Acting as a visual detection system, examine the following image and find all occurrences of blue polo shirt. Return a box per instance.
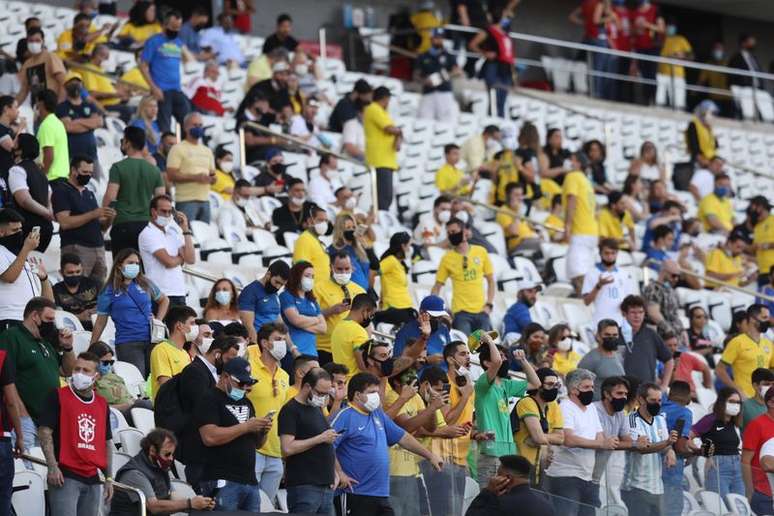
[238,280,280,332]
[645,247,670,270]
[279,290,321,356]
[660,394,693,482]
[141,33,183,92]
[641,218,681,253]
[96,280,161,345]
[331,406,405,497]
[394,319,451,372]
[502,301,532,335]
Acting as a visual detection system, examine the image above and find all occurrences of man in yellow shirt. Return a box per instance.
[443,341,476,503]
[246,321,291,502]
[166,112,216,223]
[432,217,495,335]
[315,253,366,364]
[149,305,194,399]
[705,233,750,288]
[364,86,402,210]
[562,152,599,295]
[331,293,376,377]
[659,22,693,78]
[292,205,331,278]
[80,44,133,121]
[436,143,473,194]
[698,173,734,234]
[56,13,111,63]
[496,182,540,255]
[598,191,636,251]
[750,197,774,283]
[717,304,774,398]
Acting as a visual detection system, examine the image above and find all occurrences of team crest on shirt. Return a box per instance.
[374,418,383,429]
[473,257,481,266]
[77,413,97,450]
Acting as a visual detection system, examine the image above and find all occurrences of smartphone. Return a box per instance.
[31,226,40,236]
[442,383,451,396]
[674,418,685,438]
[266,410,277,419]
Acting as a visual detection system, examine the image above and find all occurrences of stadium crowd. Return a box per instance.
[0,1,773,516]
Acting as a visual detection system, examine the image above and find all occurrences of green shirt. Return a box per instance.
[109,157,164,224]
[742,397,767,432]
[0,325,61,421]
[36,113,70,181]
[95,373,133,405]
[474,372,527,457]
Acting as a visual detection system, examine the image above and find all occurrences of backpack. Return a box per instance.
[153,374,189,435]
[510,395,550,435]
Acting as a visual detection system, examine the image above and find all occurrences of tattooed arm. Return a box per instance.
[38,426,64,487]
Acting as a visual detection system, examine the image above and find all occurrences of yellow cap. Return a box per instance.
[64,70,83,83]
[468,329,499,352]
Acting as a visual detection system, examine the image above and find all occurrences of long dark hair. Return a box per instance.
[128,1,154,26]
[286,261,317,302]
[712,387,742,427]
[104,248,151,293]
[380,232,411,271]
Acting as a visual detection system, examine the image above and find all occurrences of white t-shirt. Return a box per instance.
[289,115,321,148]
[138,222,186,297]
[414,212,447,245]
[581,264,635,325]
[341,118,365,156]
[690,168,714,199]
[0,245,41,320]
[308,171,339,208]
[8,165,52,197]
[545,398,603,481]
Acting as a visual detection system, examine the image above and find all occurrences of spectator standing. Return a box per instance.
[375,232,414,325]
[280,262,326,358]
[432,217,495,334]
[717,304,774,399]
[544,368,611,516]
[0,209,52,327]
[0,297,73,449]
[149,305,195,399]
[238,260,289,344]
[56,72,102,165]
[657,19,692,109]
[16,29,66,106]
[328,213,376,292]
[728,34,763,90]
[262,14,299,54]
[331,293,377,377]
[658,380,695,516]
[246,322,292,503]
[475,335,539,487]
[394,296,452,372]
[199,14,245,68]
[578,319,626,399]
[750,196,774,286]
[224,0,255,34]
[329,79,372,133]
[293,204,332,280]
[569,0,619,100]
[641,260,685,339]
[562,152,599,295]
[284,355,320,401]
[469,11,516,117]
[271,178,308,246]
[8,133,54,251]
[38,352,113,516]
[278,368,338,514]
[416,28,460,123]
[140,10,190,133]
[592,376,633,507]
[91,249,170,377]
[35,89,69,181]
[502,280,539,338]
[364,87,401,210]
[620,295,673,385]
[741,387,774,514]
[685,100,719,168]
[195,357,271,511]
[466,455,556,516]
[582,239,635,325]
[631,0,664,104]
[52,156,111,282]
[0,96,23,200]
[53,254,100,330]
[0,338,23,515]
[166,113,216,223]
[110,428,215,516]
[743,368,774,431]
[102,126,165,256]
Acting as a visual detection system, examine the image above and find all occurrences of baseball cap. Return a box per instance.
[265,147,282,161]
[222,357,257,385]
[353,79,372,94]
[468,329,499,352]
[64,70,83,83]
[750,195,772,210]
[272,61,289,73]
[419,295,447,318]
[517,280,542,292]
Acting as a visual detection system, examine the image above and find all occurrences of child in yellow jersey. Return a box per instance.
[436,143,475,195]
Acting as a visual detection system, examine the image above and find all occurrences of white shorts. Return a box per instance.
[418,91,459,123]
[566,234,599,280]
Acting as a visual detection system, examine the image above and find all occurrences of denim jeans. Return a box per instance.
[750,490,772,515]
[704,455,745,499]
[452,311,492,336]
[202,480,261,512]
[48,476,103,516]
[0,440,12,516]
[419,460,466,516]
[157,90,191,133]
[175,200,211,224]
[388,476,421,516]
[375,168,395,210]
[255,452,283,503]
[621,487,663,516]
[545,475,598,516]
[287,484,334,515]
[115,341,150,379]
[480,61,513,118]
[586,37,617,100]
[662,459,684,516]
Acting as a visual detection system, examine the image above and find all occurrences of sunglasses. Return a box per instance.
[101,360,115,366]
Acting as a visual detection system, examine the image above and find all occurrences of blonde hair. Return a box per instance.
[135,95,158,146]
[331,213,367,262]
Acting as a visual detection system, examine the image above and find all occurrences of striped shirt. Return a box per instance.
[622,411,669,494]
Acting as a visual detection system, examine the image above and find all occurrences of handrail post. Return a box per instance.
[238,127,246,171]
[370,166,379,221]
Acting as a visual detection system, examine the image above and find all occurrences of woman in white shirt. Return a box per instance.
[628,141,666,183]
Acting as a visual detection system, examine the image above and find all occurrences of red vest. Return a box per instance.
[57,385,108,478]
[488,25,514,64]
[632,4,658,49]
[582,0,602,39]
[610,6,633,51]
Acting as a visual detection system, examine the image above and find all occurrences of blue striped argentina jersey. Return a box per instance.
[621,411,669,494]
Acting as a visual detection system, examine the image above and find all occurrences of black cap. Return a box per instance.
[354,79,372,94]
[750,195,771,210]
[222,357,257,385]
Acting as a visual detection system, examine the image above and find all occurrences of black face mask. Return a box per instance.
[165,29,179,39]
[448,232,464,247]
[601,337,620,352]
[39,320,57,341]
[646,402,661,417]
[601,258,616,267]
[65,84,80,98]
[748,209,760,225]
[371,356,394,377]
[758,319,771,333]
[343,230,356,242]
[610,397,627,412]
[76,173,91,186]
[496,362,510,378]
[577,390,594,406]
[63,275,81,288]
[540,387,559,402]
[263,278,278,294]
[455,374,467,387]
[0,232,24,255]
[360,315,373,328]
[270,163,288,175]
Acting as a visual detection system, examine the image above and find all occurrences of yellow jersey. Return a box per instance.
[720,333,774,398]
[514,396,563,467]
[118,22,162,44]
[705,247,743,288]
[552,350,581,377]
[331,319,369,379]
[543,213,565,239]
[79,62,120,106]
[659,35,692,78]
[364,102,398,170]
[166,141,215,202]
[246,346,290,458]
[149,341,190,400]
[436,245,493,314]
[754,214,774,275]
[698,193,733,232]
[314,277,366,353]
[597,207,634,245]
[120,67,150,90]
[379,255,413,309]
[445,374,475,467]
[562,170,598,237]
[212,169,235,201]
[496,210,536,252]
[292,230,331,280]
[385,386,423,476]
[435,163,467,194]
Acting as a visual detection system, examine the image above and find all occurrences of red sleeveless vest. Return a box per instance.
[488,25,514,64]
[57,385,108,478]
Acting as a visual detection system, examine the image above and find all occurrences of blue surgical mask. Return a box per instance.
[500,17,511,29]
[714,187,730,198]
[97,363,112,376]
[666,25,677,37]
[122,263,140,279]
[189,126,205,140]
[228,385,246,401]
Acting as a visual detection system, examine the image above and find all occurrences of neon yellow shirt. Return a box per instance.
[562,170,598,236]
[246,346,290,458]
[364,102,398,170]
[720,333,774,398]
[436,245,493,314]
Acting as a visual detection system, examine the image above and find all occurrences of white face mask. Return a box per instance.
[301,276,314,292]
[726,402,741,417]
[269,339,287,361]
[199,337,214,354]
[71,372,95,391]
[234,197,248,208]
[237,341,246,358]
[557,338,572,351]
[155,215,172,228]
[309,392,328,407]
[291,195,306,207]
[456,210,469,224]
[333,272,351,285]
[363,391,381,412]
[345,197,357,210]
[437,209,451,223]
[28,42,43,55]
[185,325,199,342]
[762,385,771,398]
[485,139,502,153]
[314,221,328,236]
[295,64,309,75]
[215,290,232,306]
[457,365,471,378]
[220,160,234,173]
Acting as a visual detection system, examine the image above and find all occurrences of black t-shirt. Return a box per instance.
[277,398,335,487]
[262,33,299,54]
[695,416,739,456]
[0,123,15,177]
[545,147,571,186]
[449,0,488,28]
[52,277,99,327]
[254,170,292,194]
[177,357,216,464]
[328,96,357,133]
[417,50,456,93]
[272,203,306,246]
[590,162,608,187]
[249,79,291,113]
[194,387,258,484]
[0,351,16,433]
[55,100,99,160]
[38,387,112,484]
[51,181,104,247]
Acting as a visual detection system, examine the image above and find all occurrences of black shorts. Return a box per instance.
[335,493,394,516]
